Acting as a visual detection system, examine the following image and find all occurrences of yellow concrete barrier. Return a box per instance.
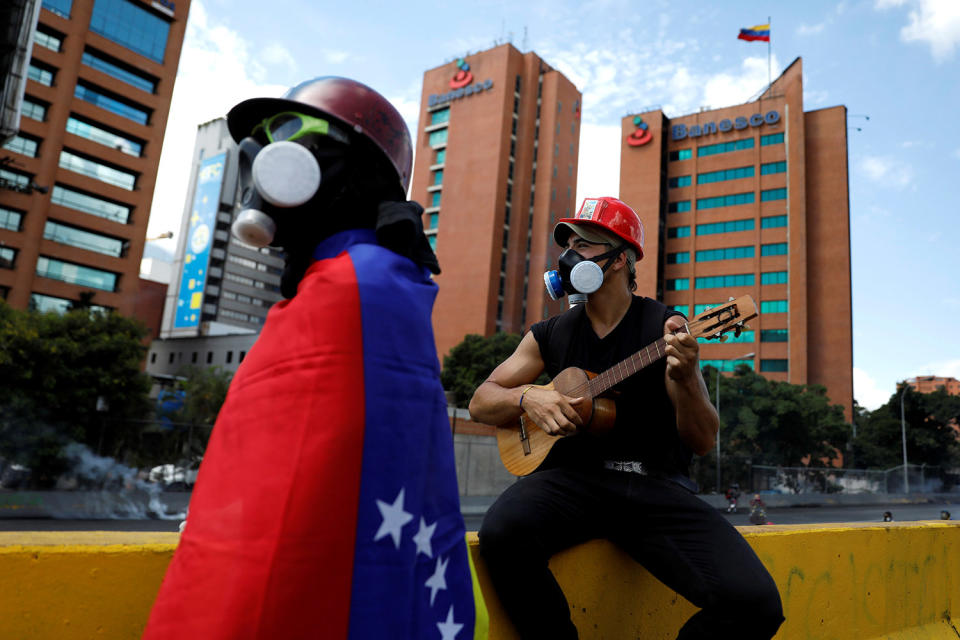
[0,523,957,639]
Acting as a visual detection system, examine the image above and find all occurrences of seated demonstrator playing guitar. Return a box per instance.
[469,197,784,639]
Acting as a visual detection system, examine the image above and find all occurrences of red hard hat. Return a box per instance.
[227,77,412,196]
[554,197,645,259]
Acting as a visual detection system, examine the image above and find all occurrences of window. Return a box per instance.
[671,305,690,316]
[761,133,784,146]
[761,188,787,202]
[0,207,23,231]
[226,351,233,364]
[42,0,72,18]
[2,135,38,158]
[698,138,754,157]
[761,329,789,342]
[761,242,788,256]
[90,0,171,63]
[668,175,692,188]
[74,83,150,124]
[168,352,174,364]
[81,50,157,93]
[51,185,131,223]
[207,352,213,364]
[66,116,143,156]
[698,331,754,344]
[30,293,72,313]
[191,352,198,364]
[432,169,443,186]
[150,352,156,364]
[44,220,125,257]
[59,150,137,190]
[667,200,691,213]
[430,107,450,125]
[430,191,441,207]
[761,215,787,229]
[761,161,786,175]
[667,225,691,238]
[28,63,55,87]
[697,192,755,210]
[761,300,788,313]
[34,29,63,52]
[0,168,31,190]
[760,359,788,372]
[697,166,754,184]
[666,278,689,291]
[696,246,754,262]
[695,274,755,289]
[761,271,788,285]
[694,303,720,315]
[667,251,690,264]
[21,98,47,121]
[669,149,692,161]
[428,212,438,229]
[697,218,754,235]
[0,247,17,269]
[435,148,446,164]
[428,128,447,146]
[427,235,437,251]
[36,256,118,291]
[701,359,755,372]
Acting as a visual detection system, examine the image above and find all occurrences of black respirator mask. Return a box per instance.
[543,245,625,300]
[230,111,351,248]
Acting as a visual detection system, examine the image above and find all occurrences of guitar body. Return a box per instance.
[496,366,616,476]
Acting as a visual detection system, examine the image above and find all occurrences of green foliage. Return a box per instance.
[0,301,151,485]
[695,365,851,491]
[851,386,960,470]
[441,333,533,407]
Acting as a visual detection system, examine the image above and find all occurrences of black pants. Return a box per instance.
[478,467,784,639]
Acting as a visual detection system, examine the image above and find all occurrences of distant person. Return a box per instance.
[144,77,485,639]
[883,511,894,522]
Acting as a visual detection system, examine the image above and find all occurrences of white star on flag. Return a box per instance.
[425,555,449,605]
[436,605,463,640]
[374,488,413,549]
[412,517,436,558]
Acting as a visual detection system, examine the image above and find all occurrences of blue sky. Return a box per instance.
[146,0,960,410]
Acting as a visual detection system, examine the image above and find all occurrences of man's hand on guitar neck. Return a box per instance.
[520,387,585,437]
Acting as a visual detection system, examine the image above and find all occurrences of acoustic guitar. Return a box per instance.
[496,295,759,476]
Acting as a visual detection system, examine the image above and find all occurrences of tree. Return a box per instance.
[0,302,151,485]
[695,365,851,491]
[159,365,233,458]
[441,333,545,407]
[851,386,960,470]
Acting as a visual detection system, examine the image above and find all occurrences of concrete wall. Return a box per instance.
[1,522,957,639]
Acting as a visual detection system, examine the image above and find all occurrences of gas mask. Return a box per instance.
[543,244,625,301]
[231,111,351,248]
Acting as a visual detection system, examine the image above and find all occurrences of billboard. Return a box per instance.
[174,152,226,329]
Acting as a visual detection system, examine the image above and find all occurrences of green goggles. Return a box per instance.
[252,111,350,145]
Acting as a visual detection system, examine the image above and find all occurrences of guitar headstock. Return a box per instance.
[687,295,759,342]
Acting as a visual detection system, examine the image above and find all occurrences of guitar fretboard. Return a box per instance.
[584,336,670,398]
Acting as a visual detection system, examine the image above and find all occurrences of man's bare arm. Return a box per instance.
[663,316,719,455]
[468,332,583,435]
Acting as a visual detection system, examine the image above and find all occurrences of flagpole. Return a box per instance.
[767,15,772,90]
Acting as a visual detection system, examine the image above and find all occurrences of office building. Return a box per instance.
[412,43,582,358]
[905,376,960,396]
[159,117,283,340]
[619,58,853,418]
[0,0,188,316]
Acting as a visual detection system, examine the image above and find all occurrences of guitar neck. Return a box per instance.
[585,336,669,398]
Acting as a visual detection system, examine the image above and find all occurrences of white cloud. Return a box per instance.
[261,43,297,71]
[854,367,893,410]
[575,123,621,205]
[146,0,287,249]
[914,359,960,381]
[797,23,826,36]
[954,147,960,159]
[876,0,960,61]
[858,155,914,188]
[324,50,349,64]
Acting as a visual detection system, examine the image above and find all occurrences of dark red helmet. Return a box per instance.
[554,197,645,259]
[227,76,412,195]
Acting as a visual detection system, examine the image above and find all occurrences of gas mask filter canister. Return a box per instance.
[543,245,623,300]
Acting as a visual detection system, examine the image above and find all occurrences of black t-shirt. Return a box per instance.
[530,296,692,476]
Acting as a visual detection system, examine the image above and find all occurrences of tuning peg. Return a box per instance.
[734,326,742,337]
[728,296,735,302]
[719,335,729,343]
[742,323,751,332]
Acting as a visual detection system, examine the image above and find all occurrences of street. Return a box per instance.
[1,500,956,532]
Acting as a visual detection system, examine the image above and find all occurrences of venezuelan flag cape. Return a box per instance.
[144,229,487,639]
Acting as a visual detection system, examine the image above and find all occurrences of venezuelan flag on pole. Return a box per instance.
[738,24,770,42]
[144,229,487,640]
